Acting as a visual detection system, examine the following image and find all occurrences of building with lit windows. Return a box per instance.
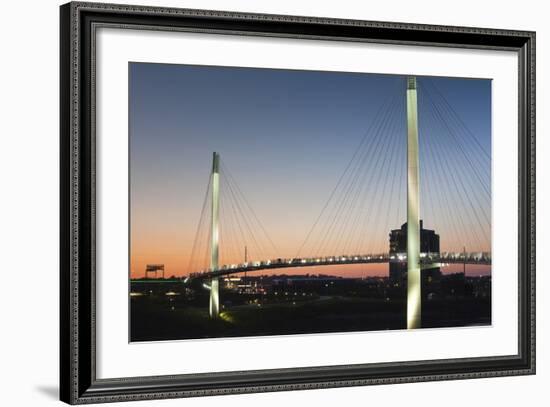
[389,221,441,292]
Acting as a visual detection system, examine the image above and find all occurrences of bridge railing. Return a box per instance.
[188,252,491,278]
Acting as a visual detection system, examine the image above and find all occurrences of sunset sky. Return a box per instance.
[129,63,491,278]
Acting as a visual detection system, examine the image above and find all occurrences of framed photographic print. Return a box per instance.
[60,1,536,404]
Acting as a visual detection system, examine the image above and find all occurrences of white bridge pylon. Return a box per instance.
[209,152,220,318]
[406,76,421,330]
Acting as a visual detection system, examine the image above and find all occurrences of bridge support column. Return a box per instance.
[406,77,421,329]
[209,152,220,318]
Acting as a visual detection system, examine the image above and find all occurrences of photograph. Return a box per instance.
[128,63,492,342]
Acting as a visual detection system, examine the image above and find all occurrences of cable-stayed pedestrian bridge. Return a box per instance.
[171,77,491,329]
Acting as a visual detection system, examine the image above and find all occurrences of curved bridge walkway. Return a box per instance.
[189,253,491,280]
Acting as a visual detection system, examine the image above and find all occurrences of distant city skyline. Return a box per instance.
[129,63,491,278]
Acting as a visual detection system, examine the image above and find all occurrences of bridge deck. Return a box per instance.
[190,256,491,280]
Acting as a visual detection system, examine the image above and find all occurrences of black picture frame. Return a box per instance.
[60,2,536,404]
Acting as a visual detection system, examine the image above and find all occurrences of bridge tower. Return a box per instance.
[209,152,221,318]
[406,77,421,329]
